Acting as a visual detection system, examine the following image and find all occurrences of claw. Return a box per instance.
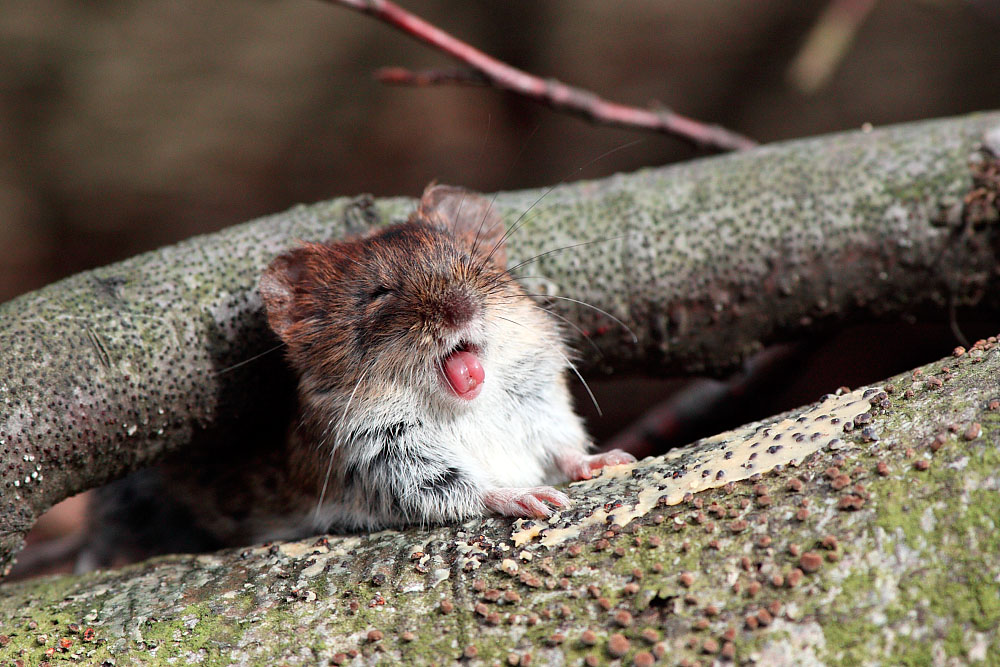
[559,449,637,481]
[484,486,570,518]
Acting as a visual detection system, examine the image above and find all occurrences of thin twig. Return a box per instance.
[322,0,757,152]
[377,66,487,87]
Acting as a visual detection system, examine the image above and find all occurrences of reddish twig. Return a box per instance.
[377,66,488,87]
[323,0,757,152]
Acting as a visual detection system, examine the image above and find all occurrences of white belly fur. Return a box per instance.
[442,370,588,488]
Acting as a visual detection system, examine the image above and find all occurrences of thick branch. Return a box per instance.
[1,337,998,663]
[325,0,757,151]
[1,111,999,573]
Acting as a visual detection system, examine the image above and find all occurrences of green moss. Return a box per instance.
[817,407,1000,664]
[892,641,936,666]
[821,572,887,666]
[0,587,117,666]
[133,598,251,665]
[881,482,1000,657]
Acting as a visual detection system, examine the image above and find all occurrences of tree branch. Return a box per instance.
[1,111,999,575]
[324,0,758,151]
[1,338,998,663]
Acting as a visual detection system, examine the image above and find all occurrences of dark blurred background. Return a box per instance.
[4,0,1000,302]
[4,1,1000,562]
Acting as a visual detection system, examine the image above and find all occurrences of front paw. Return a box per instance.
[483,486,570,519]
[559,449,637,481]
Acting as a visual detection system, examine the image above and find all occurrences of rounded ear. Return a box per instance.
[415,184,508,269]
[258,249,309,343]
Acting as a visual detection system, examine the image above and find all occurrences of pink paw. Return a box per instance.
[558,449,637,481]
[483,486,570,519]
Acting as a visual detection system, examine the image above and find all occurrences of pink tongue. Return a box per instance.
[443,349,485,400]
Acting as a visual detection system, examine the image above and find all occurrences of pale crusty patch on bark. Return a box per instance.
[513,387,874,548]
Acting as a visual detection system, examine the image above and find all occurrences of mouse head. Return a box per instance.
[259,185,516,403]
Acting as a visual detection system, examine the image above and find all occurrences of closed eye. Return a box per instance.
[370,285,392,302]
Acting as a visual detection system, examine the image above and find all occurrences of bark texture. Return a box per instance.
[0,337,997,665]
[1,111,999,576]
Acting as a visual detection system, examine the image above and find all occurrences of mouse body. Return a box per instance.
[256,184,634,535]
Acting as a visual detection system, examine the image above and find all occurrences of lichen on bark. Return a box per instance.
[1,335,998,665]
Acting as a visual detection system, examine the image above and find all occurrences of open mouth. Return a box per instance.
[441,341,485,401]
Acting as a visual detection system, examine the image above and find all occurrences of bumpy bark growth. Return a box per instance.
[1,111,999,576]
[1,336,998,664]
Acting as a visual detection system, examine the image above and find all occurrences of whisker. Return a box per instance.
[483,138,644,266]
[521,294,638,344]
[480,273,547,296]
[493,315,602,416]
[436,356,447,389]
[447,113,493,237]
[505,235,628,276]
[471,122,540,260]
[314,458,336,523]
[564,354,602,416]
[528,304,604,358]
[213,342,287,376]
[480,234,627,297]
[315,367,369,518]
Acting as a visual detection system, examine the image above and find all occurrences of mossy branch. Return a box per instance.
[1,111,999,576]
[1,335,998,664]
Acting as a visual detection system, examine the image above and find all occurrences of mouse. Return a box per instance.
[256,183,635,533]
[74,184,634,567]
